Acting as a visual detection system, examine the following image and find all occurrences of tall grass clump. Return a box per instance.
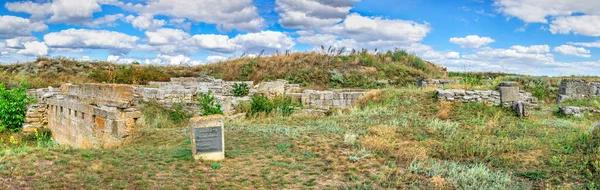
[231,83,250,97]
[142,101,191,128]
[409,159,523,189]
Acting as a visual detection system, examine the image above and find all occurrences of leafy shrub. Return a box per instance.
[0,83,34,131]
[274,96,298,117]
[248,95,299,117]
[231,83,250,97]
[248,94,274,117]
[197,91,223,116]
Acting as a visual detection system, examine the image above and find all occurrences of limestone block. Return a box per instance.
[498,87,520,103]
[189,115,225,161]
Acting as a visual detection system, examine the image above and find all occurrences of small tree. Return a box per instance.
[0,83,34,131]
[231,83,250,97]
[197,91,224,116]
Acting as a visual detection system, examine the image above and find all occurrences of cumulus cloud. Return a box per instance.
[275,0,358,29]
[553,45,591,58]
[493,0,600,23]
[6,0,104,24]
[5,37,39,49]
[84,14,124,28]
[44,29,140,55]
[324,13,430,45]
[568,40,600,48]
[205,55,229,63]
[510,45,550,54]
[117,0,264,32]
[0,16,48,39]
[192,34,238,54]
[231,31,295,53]
[549,15,600,36]
[140,28,295,55]
[17,41,48,56]
[124,14,166,31]
[449,35,495,48]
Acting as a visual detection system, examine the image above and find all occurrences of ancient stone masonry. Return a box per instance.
[23,87,60,132]
[22,76,370,148]
[286,90,369,110]
[557,79,600,103]
[417,78,460,88]
[436,82,538,116]
[26,84,142,148]
[141,76,254,114]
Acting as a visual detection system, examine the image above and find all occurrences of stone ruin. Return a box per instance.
[22,76,370,148]
[436,81,538,117]
[25,84,142,148]
[557,79,600,103]
[416,77,460,88]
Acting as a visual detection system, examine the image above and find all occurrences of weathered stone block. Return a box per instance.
[498,87,520,103]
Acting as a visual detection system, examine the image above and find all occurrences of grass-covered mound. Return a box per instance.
[0,51,446,89]
[1,87,599,189]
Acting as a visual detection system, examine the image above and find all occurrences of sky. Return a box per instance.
[1,0,600,76]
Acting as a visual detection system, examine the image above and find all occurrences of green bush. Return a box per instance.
[170,102,189,122]
[249,94,274,117]
[248,94,299,117]
[274,96,298,117]
[231,83,250,97]
[0,83,34,131]
[197,91,223,116]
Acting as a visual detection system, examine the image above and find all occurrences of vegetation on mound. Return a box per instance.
[1,87,599,188]
[0,51,446,89]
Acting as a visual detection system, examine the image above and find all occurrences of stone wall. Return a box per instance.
[558,106,600,117]
[287,90,370,110]
[436,82,538,107]
[558,79,600,103]
[417,78,459,88]
[142,77,254,114]
[27,84,142,148]
[23,87,60,132]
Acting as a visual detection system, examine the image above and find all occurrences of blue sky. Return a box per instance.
[1,0,600,76]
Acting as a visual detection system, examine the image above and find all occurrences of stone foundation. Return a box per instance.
[417,78,459,88]
[558,79,600,103]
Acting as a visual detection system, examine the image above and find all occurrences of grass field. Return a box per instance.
[1,87,599,189]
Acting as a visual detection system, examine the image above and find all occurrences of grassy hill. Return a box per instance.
[0,51,447,89]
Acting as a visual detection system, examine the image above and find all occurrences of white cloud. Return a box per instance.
[117,0,264,32]
[509,45,550,54]
[493,0,600,23]
[192,34,238,54]
[324,13,430,45]
[84,14,124,28]
[568,40,600,48]
[6,0,104,24]
[155,54,201,65]
[0,16,48,39]
[17,41,48,56]
[232,31,296,53]
[553,45,591,58]
[549,15,600,36]
[168,18,191,31]
[449,35,495,48]
[275,0,358,29]
[124,14,166,31]
[5,37,39,49]
[107,55,120,62]
[205,55,229,63]
[44,29,140,55]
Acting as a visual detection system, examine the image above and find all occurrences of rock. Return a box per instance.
[559,106,589,117]
[512,101,527,117]
[498,86,520,103]
[499,81,518,87]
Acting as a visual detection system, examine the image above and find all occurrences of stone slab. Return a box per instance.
[189,115,225,161]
